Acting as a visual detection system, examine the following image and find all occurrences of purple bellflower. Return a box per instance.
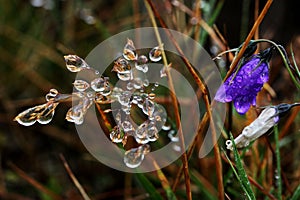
[215,47,273,114]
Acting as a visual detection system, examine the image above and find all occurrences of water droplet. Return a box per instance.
[135,63,148,73]
[162,123,171,131]
[127,82,134,90]
[154,82,159,87]
[91,77,106,92]
[149,45,162,62]
[122,120,133,132]
[14,104,47,126]
[37,102,59,124]
[45,88,58,101]
[110,126,124,143]
[168,130,179,142]
[135,122,149,144]
[64,55,90,72]
[73,80,90,92]
[143,79,149,87]
[112,57,131,73]
[123,38,137,61]
[148,93,156,100]
[117,71,132,81]
[133,78,143,89]
[137,55,148,64]
[172,144,181,152]
[123,144,150,168]
[118,91,132,106]
[100,83,111,96]
[142,99,155,117]
[121,105,131,115]
[160,65,168,77]
[65,97,92,125]
[147,122,159,142]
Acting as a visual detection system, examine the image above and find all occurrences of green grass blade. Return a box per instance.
[229,133,256,200]
[274,125,282,200]
[290,184,300,200]
[135,173,164,200]
[190,171,217,200]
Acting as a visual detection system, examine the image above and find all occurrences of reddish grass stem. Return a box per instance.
[224,0,273,81]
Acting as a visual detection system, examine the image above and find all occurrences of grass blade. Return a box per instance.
[229,132,256,200]
[274,126,282,200]
[290,184,300,200]
[135,173,163,200]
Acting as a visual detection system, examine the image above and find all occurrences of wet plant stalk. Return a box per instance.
[144,1,192,199]
[274,126,282,200]
[224,0,273,81]
[145,1,224,199]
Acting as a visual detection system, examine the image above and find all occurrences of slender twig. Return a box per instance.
[144,1,192,199]
[8,162,64,200]
[59,154,92,200]
[145,1,224,199]
[224,0,273,81]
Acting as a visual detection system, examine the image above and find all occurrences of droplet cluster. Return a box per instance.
[14,39,179,168]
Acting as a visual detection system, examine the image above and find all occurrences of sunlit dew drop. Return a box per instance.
[143,79,149,87]
[45,88,58,101]
[172,144,181,152]
[100,83,111,96]
[117,71,132,81]
[147,122,159,142]
[14,104,47,126]
[127,82,134,90]
[133,78,143,89]
[135,63,148,73]
[135,122,148,138]
[37,102,59,124]
[110,126,123,143]
[112,57,131,73]
[122,120,133,132]
[64,55,90,72]
[118,91,131,106]
[123,38,137,61]
[148,93,156,100]
[149,46,162,62]
[123,144,150,168]
[65,103,85,125]
[121,105,131,115]
[142,99,155,117]
[91,77,106,92]
[160,66,167,77]
[73,80,90,92]
[162,123,171,131]
[168,130,179,142]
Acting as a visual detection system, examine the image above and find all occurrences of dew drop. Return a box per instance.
[142,99,155,117]
[127,82,134,90]
[135,63,148,73]
[73,80,90,92]
[122,120,133,132]
[123,38,137,61]
[162,123,171,131]
[91,77,106,92]
[37,102,59,124]
[147,122,159,142]
[123,144,150,168]
[45,88,58,101]
[14,104,47,126]
[64,55,90,72]
[148,93,156,100]
[143,79,149,87]
[112,57,131,73]
[117,71,132,81]
[172,144,181,152]
[168,130,179,142]
[149,46,162,62]
[133,78,143,89]
[109,126,123,143]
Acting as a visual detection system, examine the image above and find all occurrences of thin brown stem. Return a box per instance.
[8,162,64,200]
[59,154,92,200]
[145,1,224,198]
[144,1,192,199]
[224,0,273,81]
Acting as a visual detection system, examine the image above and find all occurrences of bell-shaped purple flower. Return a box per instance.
[215,48,273,114]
